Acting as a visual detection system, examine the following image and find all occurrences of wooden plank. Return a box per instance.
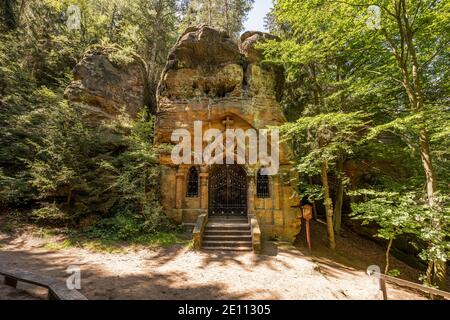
[379,278,388,300]
[49,284,88,300]
[0,265,87,300]
[0,267,53,289]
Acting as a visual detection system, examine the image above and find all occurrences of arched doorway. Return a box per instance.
[208,165,247,216]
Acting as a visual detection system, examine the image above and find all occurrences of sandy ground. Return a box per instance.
[0,223,429,300]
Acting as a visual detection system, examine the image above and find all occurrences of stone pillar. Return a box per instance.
[247,169,256,215]
[175,171,185,209]
[273,175,281,210]
[199,172,209,210]
[273,174,284,227]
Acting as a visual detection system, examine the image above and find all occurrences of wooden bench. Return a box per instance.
[0,265,87,300]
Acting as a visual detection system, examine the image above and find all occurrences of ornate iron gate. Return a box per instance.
[209,165,247,216]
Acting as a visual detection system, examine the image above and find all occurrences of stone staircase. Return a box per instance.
[202,216,253,251]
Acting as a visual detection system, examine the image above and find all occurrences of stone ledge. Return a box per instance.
[192,214,208,250]
[249,214,261,253]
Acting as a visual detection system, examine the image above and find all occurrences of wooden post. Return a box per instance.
[4,276,17,288]
[380,278,388,300]
[47,289,58,300]
[303,204,313,251]
[305,220,311,251]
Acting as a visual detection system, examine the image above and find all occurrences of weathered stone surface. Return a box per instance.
[156,26,300,243]
[158,25,244,100]
[240,31,278,63]
[65,45,147,121]
[170,25,241,68]
[156,25,287,144]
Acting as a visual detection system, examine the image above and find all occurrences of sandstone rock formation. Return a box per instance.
[156,25,286,149]
[65,45,148,122]
[155,25,300,242]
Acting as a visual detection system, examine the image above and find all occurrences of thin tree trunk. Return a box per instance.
[67,189,72,206]
[405,8,445,289]
[308,176,318,220]
[385,238,393,275]
[321,160,336,250]
[383,0,445,288]
[108,5,118,42]
[333,156,345,235]
[208,0,212,25]
[18,0,26,25]
[224,0,229,34]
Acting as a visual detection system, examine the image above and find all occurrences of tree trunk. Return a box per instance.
[333,156,345,235]
[321,161,336,250]
[224,0,229,35]
[308,176,318,220]
[18,0,26,26]
[207,0,212,25]
[383,0,445,288]
[385,238,393,275]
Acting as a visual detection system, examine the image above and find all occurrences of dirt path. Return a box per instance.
[0,230,426,300]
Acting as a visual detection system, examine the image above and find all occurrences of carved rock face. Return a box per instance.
[156,27,300,241]
[170,25,242,68]
[156,25,289,162]
[158,25,283,102]
[64,46,147,122]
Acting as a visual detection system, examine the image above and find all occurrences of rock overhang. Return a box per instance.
[157,25,284,103]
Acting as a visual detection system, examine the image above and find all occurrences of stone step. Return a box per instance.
[208,217,248,221]
[206,223,250,230]
[203,246,253,252]
[202,241,252,248]
[208,220,249,224]
[204,230,251,236]
[203,235,252,242]
[201,216,253,251]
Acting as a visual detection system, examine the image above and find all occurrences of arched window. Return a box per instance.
[186,167,199,198]
[257,169,270,198]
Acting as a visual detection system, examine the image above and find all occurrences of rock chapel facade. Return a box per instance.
[155,25,301,242]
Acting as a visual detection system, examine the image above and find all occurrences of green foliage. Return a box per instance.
[0,1,181,235]
[31,203,69,224]
[351,190,450,281]
[180,0,254,37]
[388,269,401,277]
[83,211,173,242]
[0,0,257,242]
[280,112,370,175]
[264,0,449,280]
[351,190,423,240]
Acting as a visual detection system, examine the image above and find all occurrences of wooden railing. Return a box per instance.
[368,268,450,300]
[0,265,87,300]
